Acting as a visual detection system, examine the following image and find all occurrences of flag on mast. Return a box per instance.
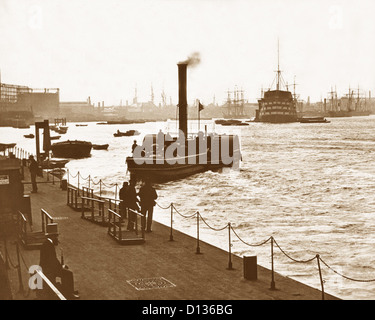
[198,100,204,112]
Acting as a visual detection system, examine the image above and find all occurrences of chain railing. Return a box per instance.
[61,168,375,300]
[155,200,375,300]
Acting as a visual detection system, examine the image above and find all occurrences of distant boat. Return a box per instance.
[50,136,61,140]
[298,117,330,123]
[93,144,109,150]
[76,124,88,127]
[41,159,69,169]
[51,140,92,159]
[24,134,35,138]
[114,130,140,137]
[215,119,249,126]
[50,125,68,134]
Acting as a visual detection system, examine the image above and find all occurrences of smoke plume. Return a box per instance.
[179,52,201,68]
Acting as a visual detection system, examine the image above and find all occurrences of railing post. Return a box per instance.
[66,187,69,205]
[74,189,78,210]
[91,199,94,220]
[77,172,80,196]
[270,237,276,290]
[15,242,24,294]
[99,179,102,198]
[107,210,111,234]
[101,202,105,224]
[81,197,85,218]
[67,169,70,187]
[317,254,325,300]
[41,210,45,233]
[227,222,233,270]
[169,203,174,241]
[196,212,201,254]
[119,214,122,240]
[88,175,91,190]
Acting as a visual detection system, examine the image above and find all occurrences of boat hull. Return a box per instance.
[51,141,92,159]
[126,157,237,182]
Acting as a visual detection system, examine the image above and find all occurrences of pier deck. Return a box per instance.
[4,171,339,300]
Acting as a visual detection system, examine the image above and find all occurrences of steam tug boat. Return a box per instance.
[126,62,241,182]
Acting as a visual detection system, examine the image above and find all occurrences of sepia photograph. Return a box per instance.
[1,0,375,307]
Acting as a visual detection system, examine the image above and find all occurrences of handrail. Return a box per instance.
[80,196,105,203]
[41,209,54,234]
[35,269,67,300]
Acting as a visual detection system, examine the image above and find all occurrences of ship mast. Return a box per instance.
[276,39,281,91]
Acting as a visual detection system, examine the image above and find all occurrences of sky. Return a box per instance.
[1,0,375,106]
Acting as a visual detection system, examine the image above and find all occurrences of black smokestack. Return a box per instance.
[177,52,201,139]
[178,63,188,139]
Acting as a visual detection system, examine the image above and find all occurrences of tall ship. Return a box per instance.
[222,87,251,119]
[126,62,241,182]
[255,44,298,123]
[325,86,371,117]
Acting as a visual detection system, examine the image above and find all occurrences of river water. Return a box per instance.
[1,116,375,300]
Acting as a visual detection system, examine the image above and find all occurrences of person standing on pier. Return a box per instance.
[29,155,38,193]
[119,182,128,220]
[126,179,139,231]
[138,179,158,232]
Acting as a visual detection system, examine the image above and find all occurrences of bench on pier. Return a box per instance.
[67,186,93,212]
[107,208,145,245]
[18,209,58,250]
[80,197,107,226]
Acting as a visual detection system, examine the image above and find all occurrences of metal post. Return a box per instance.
[67,169,70,187]
[119,214,122,240]
[227,222,233,270]
[15,242,24,294]
[81,198,85,219]
[99,179,102,197]
[169,203,174,241]
[270,237,276,290]
[196,212,201,254]
[77,172,80,196]
[88,175,91,190]
[317,254,325,300]
[41,210,45,233]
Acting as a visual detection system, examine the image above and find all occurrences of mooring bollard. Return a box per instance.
[243,256,257,281]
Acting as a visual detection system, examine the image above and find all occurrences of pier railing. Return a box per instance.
[81,196,106,226]
[61,168,375,300]
[154,201,375,300]
[107,208,145,245]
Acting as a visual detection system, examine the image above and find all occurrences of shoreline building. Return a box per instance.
[0,81,59,127]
